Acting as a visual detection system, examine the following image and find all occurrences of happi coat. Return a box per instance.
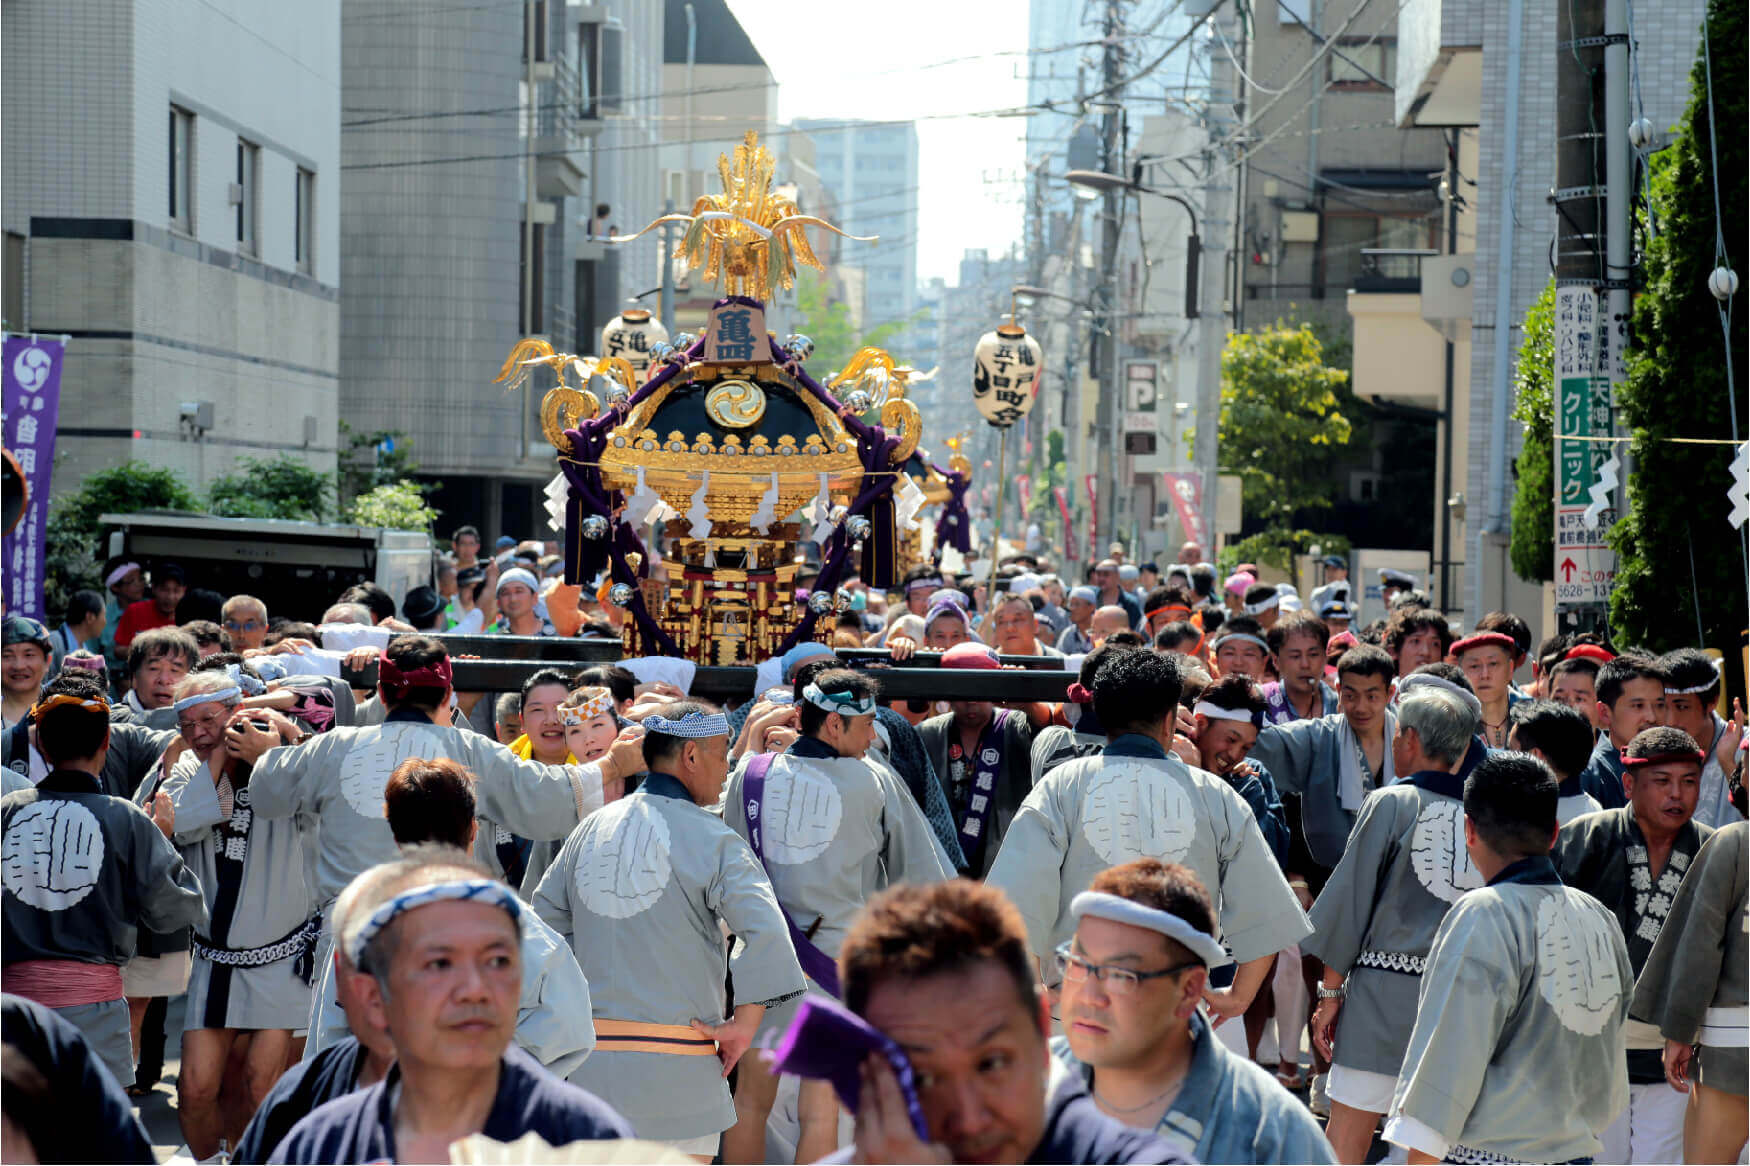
[1695,713,1744,829]
[917,709,1034,875]
[1261,680,1339,726]
[161,752,317,1031]
[533,771,807,1140]
[722,737,956,1000]
[1630,819,1748,1096]
[1249,711,1398,873]
[1385,856,1632,1164]
[985,733,1311,971]
[1553,806,1714,1086]
[1052,1011,1336,1164]
[1306,769,1483,1080]
[249,707,611,908]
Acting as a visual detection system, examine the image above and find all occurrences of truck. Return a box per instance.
[99,512,433,623]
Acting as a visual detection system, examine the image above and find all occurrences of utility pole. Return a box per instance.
[1093,0,1124,552]
[660,198,676,333]
[1550,0,1618,633]
[1194,0,1238,543]
[520,0,538,462]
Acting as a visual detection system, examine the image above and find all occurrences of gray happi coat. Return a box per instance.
[916,709,1034,876]
[162,753,316,1031]
[249,708,609,908]
[535,772,806,1140]
[1249,711,1396,871]
[1307,769,1481,1079]
[1630,819,1748,1096]
[1388,856,1631,1164]
[985,734,1310,970]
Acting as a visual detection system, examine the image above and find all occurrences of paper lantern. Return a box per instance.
[972,323,1042,428]
[600,308,671,377]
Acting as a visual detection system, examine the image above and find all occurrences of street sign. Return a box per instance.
[1552,286,1616,607]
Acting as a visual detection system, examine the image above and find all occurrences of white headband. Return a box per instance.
[1194,701,1258,726]
[496,567,540,595]
[347,878,522,966]
[105,562,142,588]
[1070,891,1228,968]
[643,710,730,738]
[1213,632,1270,655]
[1666,659,1723,695]
[171,685,242,714]
[1242,594,1281,615]
[802,682,876,717]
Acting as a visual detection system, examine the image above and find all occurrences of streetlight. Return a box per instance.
[1063,166,1222,555]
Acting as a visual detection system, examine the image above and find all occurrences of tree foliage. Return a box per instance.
[790,269,922,381]
[1608,0,1745,673]
[207,456,332,522]
[1217,322,1358,583]
[1508,281,1557,583]
[345,480,438,531]
[336,421,423,511]
[44,461,201,616]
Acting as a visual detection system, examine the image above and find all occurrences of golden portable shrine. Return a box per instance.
[495,132,941,666]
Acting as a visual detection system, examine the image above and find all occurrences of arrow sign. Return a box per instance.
[1560,557,1578,582]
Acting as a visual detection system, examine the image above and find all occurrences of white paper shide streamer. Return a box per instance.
[687,471,713,539]
[893,473,926,532]
[806,473,834,545]
[542,472,568,534]
[750,472,780,533]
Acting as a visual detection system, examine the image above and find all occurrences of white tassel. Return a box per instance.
[750,473,780,533]
[687,471,713,539]
[894,473,926,532]
[806,473,834,546]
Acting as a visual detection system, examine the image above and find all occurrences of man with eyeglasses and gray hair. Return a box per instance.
[1302,683,1485,1163]
[1053,859,1335,1163]
[220,595,271,653]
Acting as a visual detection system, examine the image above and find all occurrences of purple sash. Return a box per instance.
[743,752,841,997]
[955,710,1010,860]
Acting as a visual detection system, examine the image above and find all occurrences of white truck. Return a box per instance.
[100,512,433,623]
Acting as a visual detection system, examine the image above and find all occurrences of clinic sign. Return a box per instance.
[3,336,65,619]
[1551,286,1615,608]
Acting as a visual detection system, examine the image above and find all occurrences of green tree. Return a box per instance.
[207,455,332,521]
[1609,0,1745,677]
[789,269,924,381]
[336,421,423,511]
[45,461,202,616]
[1217,322,1358,586]
[345,480,439,531]
[1508,281,1557,583]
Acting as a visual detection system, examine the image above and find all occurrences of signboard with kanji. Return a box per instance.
[1552,285,1616,607]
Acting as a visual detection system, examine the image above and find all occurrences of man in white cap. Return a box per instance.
[1308,556,1350,614]
[1054,859,1335,1164]
[487,568,555,637]
[1057,586,1099,655]
[1378,568,1418,608]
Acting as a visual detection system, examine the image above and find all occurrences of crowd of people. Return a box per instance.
[0,529,1745,1165]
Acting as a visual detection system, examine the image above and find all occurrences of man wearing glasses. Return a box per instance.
[1053,860,1335,1163]
[220,595,271,653]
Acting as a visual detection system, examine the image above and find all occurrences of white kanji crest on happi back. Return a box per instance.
[577,798,672,919]
[1080,760,1196,865]
[761,761,844,864]
[3,800,105,911]
[1534,890,1624,1035]
[1409,799,1484,903]
[338,725,445,818]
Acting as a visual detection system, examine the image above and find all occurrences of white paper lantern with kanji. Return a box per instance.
[972,323,1043,428]
[601,308,671,377]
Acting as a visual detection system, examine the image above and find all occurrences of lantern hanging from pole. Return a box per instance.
[600,308,671,378]
[972,322,1043,428]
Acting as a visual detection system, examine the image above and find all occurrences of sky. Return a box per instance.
[725,0,1032,286]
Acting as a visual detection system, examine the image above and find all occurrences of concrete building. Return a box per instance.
[2,0,341,493]
[792,119,922,366]
[341,0,662,538]
[1364,0,1706,623]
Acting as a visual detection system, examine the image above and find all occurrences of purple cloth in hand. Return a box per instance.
[765,996,930,1140]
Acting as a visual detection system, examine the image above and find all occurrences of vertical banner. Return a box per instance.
[1551,286,1616,610]
[1052,486,1076,562]
[1084,474,1099,561]
[3,336,66,619]
[1161,471,1208,551]
[1016,475,1032,521]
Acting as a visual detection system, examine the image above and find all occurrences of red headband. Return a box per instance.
[378,650,453,702]
[1066,682,1094,704]
[1564,643,1615,664]
[1145,603,1193,622]
[1621,750,1705,768]
[1450,632,1518,657]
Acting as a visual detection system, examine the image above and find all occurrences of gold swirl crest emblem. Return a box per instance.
[703,379,767,428]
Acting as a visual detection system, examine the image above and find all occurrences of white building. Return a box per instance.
[2,0,342,492]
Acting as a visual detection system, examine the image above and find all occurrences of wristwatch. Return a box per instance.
[1316,985,1346,1000]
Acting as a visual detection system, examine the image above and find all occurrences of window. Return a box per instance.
[1328,39,1396,88]
[3,232,24,329]
[598,23,622,115]
[294,168,315,274]
[236,140,259,254]
[519,223,546,333]
[169,106,194,233]
[578,23,599,119]
[1321,213,1431,290]
[523,0,548,63]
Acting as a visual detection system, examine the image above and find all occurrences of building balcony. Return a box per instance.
[1395,0,1483,127]
[1348,252,1445,408]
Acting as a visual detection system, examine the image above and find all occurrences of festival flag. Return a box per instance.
[3,336,65,619]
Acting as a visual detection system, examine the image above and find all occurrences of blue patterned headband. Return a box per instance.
[802,683,876,717]
[643,710,731,738]
[346,878,522,966]
[172,685,242,714]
